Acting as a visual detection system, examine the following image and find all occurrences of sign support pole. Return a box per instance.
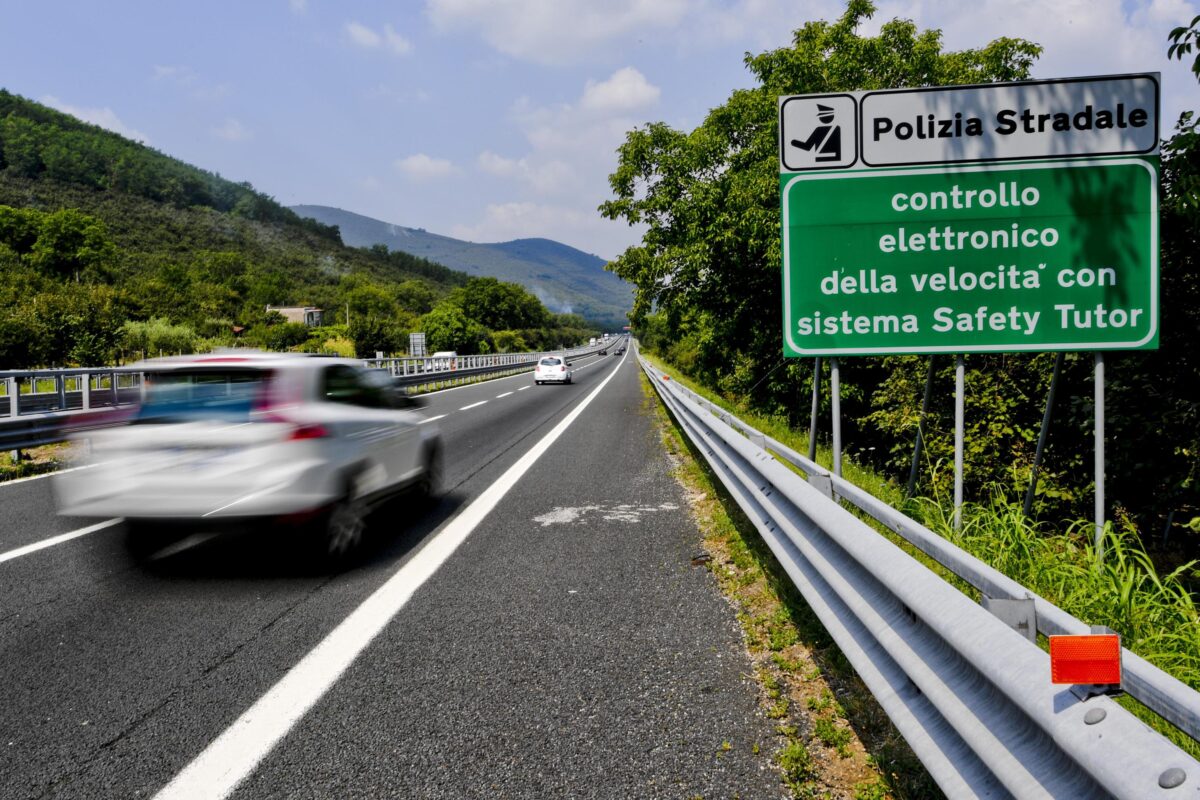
[906,356,936,499]
[830,357,842,477]
[1095,352,1106,560]
[807,357,821,462]
[1023,352,1064,518]
[954,355,965,531]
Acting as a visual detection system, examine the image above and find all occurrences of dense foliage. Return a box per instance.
[0,90,338,241]
[603,1,1200,542]
[0,92,598,365]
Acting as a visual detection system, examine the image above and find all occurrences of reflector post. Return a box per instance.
[1049,634,1122,685]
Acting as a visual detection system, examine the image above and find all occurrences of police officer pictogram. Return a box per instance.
[780,94,858,170]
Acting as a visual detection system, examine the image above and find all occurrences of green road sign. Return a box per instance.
[782,158,1158,355]
[779,74,1160,356]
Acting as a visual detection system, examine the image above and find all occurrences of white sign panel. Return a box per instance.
[779,74,1159,172]
[779,94,858,171]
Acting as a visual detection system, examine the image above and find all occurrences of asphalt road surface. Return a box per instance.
[0,345,783,799]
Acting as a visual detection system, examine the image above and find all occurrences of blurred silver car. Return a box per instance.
[534,356,572,385]
[56,352,442,561]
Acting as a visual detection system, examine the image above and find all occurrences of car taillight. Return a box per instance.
[288,423,329,441]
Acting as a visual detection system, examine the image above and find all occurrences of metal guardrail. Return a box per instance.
[641,352,1200,799]
[369,341,613,389]
[0,340,623,452]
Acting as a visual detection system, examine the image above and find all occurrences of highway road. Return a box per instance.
[0,344,783,799]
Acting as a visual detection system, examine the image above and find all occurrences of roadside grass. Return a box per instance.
[640,370,931,799]
[0,442,77,482]
[640,350,1200,761]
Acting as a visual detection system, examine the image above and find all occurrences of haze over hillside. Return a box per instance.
[291,205,631,329]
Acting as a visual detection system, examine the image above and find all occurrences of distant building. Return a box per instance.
[266,305,324,326]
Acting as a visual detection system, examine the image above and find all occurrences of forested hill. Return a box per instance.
[0,90,597,367]
[0,90,340,242]
[291,204,632,329]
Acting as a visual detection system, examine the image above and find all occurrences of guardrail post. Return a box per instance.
[110,372,119,407]
[57,373,67,411]
[82,372,91,411]
[6,377,16,418]
[980,596,1038,643]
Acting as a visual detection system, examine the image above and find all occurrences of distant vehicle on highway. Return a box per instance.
[429,351,457,369]
[55,351,442,562]
[534,356,572,385]
[615,345,626,355]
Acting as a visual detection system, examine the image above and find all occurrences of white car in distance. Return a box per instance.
[534,356,572,385]
[55,352,442,563]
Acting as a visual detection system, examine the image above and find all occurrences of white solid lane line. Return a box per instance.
[495,392,513,398]
[154,348,631,800]
[0,518,122,566]
[0,462,99,488]
[458,401,487,411]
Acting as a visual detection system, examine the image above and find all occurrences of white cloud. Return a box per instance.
[451,201,588,242]
[211,118,252,141]
[383,24,412,54]
[395,153,456,179]
[346,21,382,48]
[153,64,194,84]
[866,0,1199,128]
[345,21,412,55]
[426,0,688,64]
[152,64,231,101]
[580,67,660,113]
[477,150,574,193]
[40,95,150,143]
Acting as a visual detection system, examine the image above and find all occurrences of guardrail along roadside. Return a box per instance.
[640,353,1200,800]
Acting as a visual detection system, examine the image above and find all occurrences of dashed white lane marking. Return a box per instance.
[495,392,513,398]
[0,518,122,566]
[154,347,631,800]
[458,401,487,411]
[518,386,530,391]
[418,414,447,425]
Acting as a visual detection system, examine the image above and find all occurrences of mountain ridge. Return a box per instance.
[290,204,631,329]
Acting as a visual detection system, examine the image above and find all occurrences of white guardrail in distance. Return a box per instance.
[640,352,1200,800]
[0,340,622,449]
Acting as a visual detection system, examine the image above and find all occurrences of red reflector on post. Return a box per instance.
[1049,634,1122,685]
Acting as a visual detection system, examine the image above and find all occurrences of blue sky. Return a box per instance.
[0,1,1196,260]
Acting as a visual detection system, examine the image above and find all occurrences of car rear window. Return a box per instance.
[540,358,562,366]
[136,369,272,423]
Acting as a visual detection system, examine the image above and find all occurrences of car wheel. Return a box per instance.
[417,445,443,505]
[317,494,367,563]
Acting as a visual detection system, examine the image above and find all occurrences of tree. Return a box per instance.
[1168,14,1200,78]
[601,1,1051,501]
[27,208,116,282]
[450,276,550,331]
[395,279,437,315]
[419,303,490,354]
